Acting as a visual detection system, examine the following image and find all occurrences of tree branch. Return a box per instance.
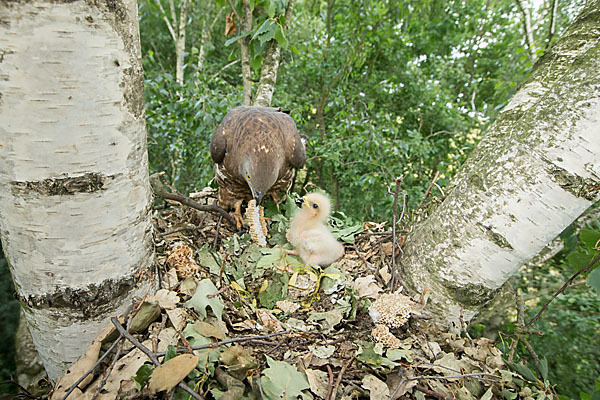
[149,173,236,227]
[154,0,177,43]
[525,251,600,328]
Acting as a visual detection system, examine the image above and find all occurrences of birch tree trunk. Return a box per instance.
[0,0,154,381]
[253,0,295,107]
[400,0,600,328]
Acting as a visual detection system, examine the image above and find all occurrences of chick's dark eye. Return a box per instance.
[312,203,318,209]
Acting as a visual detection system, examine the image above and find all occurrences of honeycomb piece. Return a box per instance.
[368,292,414,328]
[166,243,198,279]
[245,199,268,247]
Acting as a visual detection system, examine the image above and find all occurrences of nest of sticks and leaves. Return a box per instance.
[48,180,553,400]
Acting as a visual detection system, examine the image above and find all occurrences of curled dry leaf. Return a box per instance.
[225,12,236,36]
[149,354,201,394]
[351,275,382,299]
[148,288,179,310]
[305,368,329,399]
[275,299,301,314]
[51,322,117,400]
[256,308,285,332]
[362,374,390,400]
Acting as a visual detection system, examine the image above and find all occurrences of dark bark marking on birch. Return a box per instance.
[445,282,497,308]
[549,165,599,201]
[481,224,514,250]
[11,172,115,196]
[16,270,153,319]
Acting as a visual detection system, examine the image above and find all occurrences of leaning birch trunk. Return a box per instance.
[400,0,600,328]
[0,0,154,382]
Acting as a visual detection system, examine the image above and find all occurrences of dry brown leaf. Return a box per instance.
[166,308,188,331]
[256,308,285,332]
[305,369,329,398]
[51,321,117,400]
[85,340,156,399]
[225,12,237,36]
[193,321,226,340]
[362,374,390,400]
[148,289,179,310]
[179,276,198,296]
[149,354,200,394]
[351,275,382,299]
[275,300,301,314]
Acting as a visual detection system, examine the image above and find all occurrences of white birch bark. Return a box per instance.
[400,0,600,328]
[253,0,295,107]
[253,42,282,107]
[0,0,154,381]
[175,0,189,85]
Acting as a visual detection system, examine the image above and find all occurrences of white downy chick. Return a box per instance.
[286,192,344,266]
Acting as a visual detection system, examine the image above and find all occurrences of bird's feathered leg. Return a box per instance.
[271,191,286,212]
[231,199,245,230]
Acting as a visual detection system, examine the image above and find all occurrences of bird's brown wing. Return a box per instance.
[289,133,306,169]
[210,123,227,164]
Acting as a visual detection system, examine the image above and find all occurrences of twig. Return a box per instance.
[352,244,370,269]
[414,384,453,399]
[0,377,37,399]
[213,215,223,250]
[150,173,235,226]
[211,59,240,80]
[417,170,439,210]
[61,335,123,400]
[390,176,403,291]
[331,357,353,400]
[111,318,205,400]
[459,305,474,346]
[160,225,202,237]
[91,337,125,400]
[406,373,500,382]
[525,252,600,328]
[156,330,291,357]
[226,0,241,21]
[325,364,334,400]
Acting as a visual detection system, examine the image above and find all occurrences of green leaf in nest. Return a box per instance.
[258,272,288,309]
[133,364,154,390]
[185,279,224,321]
[506,361,538,382]
[260,355,310,400]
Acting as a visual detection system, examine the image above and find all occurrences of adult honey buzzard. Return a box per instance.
[210,106,306,227]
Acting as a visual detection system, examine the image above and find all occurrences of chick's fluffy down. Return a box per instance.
[290,224,344,266]
[286,192,344,266]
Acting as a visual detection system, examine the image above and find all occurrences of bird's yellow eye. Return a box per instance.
[246,172,251,181]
